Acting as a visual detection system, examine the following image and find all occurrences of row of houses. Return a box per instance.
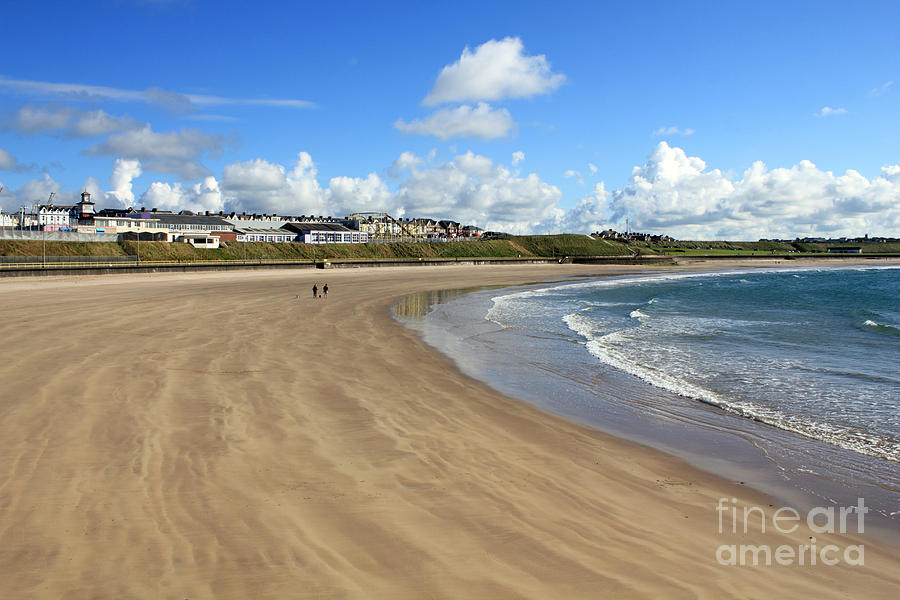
[348,213,483,240]
[594,229,675,243]
[1,194,484,246]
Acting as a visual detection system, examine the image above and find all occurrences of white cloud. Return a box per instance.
[512,151,525,165]
[222,158,287,191]
[220,152,328,215]
[4,104,142,137]
[389,151,423,178]
[0,148,34,172]
[86,125,230,178]
[17,143,898,240]
[817,106,847,117]
[141,176,223,214]
[558,142,900,239]
[393,150,562,233]
[868,81,893,96]
[0,76,315,110]
[2,164,140,208]
[394,103,515,140]
[554,183,610,233]
[4,104,74,133]
[588,163,598,174]
[71,109,142,137]
[14,173,64,205]
[423,37,565,106]
[563,169,584,185]
[652,126,695,137]
[107,159,143,207]
[328,173,393,215]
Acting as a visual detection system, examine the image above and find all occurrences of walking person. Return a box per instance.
[323,283,328,298]
[312,283,318,299]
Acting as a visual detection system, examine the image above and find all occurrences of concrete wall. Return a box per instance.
[0,229,118,242]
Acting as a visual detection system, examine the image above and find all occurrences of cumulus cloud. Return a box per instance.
[394,103,515,140]
[588,162,598,174]
[16,142,898,240]
[106,159,143,206]
[652,125,695,136]
[86,125,230,178]
[389,151,423,178]
[393,150,562,232]
[328,173,393,215]
[512,151,525,165]
[560,142,900,239]
[817,106,847,117]
[0,148,34,172]
[14,173,64,205]
[141,176,223,213]
[2,161,141,208]
[76,159,143,209]
[554,182,610,233]
[221,158,287,192]
[220,152,328,215]
[423,37,565,106]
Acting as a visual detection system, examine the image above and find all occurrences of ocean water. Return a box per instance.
[489,266,900,463]
[397,265,900,525]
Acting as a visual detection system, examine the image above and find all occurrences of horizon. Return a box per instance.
[1,0,899,240]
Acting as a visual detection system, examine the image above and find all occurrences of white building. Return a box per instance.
[283,222,368,244]
[91,215,167,237]
[38,205,76,231]
[175,233,221,248]
[234,227,297,243]
[0,208,19,228]
[149,213,234,242]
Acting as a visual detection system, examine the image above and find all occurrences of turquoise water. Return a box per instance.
[487,267,900,462]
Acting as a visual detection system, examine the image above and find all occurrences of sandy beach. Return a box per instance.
[1,261,899,599]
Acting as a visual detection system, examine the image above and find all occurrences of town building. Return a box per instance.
[438,220,462,238]
[38,204,76,231]
[92,214,168,238]
[461,225,484,238]
[175,233,222,248]
[143,212,234,242]
[282,221,368,244]
[0,208,19,228]
[233,227,297,243]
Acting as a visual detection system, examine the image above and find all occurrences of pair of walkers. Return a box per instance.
[311,283,328,299]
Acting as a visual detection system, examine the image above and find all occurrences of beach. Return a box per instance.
[1,261,899,599]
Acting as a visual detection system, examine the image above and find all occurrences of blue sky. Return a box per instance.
[1,0,898,238]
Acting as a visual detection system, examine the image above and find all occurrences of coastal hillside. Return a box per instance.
[1,235,898,262]
[0,235,634,261]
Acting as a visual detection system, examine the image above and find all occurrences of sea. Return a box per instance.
[395,265,900,531]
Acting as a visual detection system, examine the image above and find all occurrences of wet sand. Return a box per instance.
[1,260,898,598]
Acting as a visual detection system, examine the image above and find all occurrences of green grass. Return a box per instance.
[643,239,900,255]
[114,235,635,261]
[0,240,128,257]
[3,236,896,263]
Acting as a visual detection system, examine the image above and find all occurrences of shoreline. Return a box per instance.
[2,261,899,597]
[397,265,900,540]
